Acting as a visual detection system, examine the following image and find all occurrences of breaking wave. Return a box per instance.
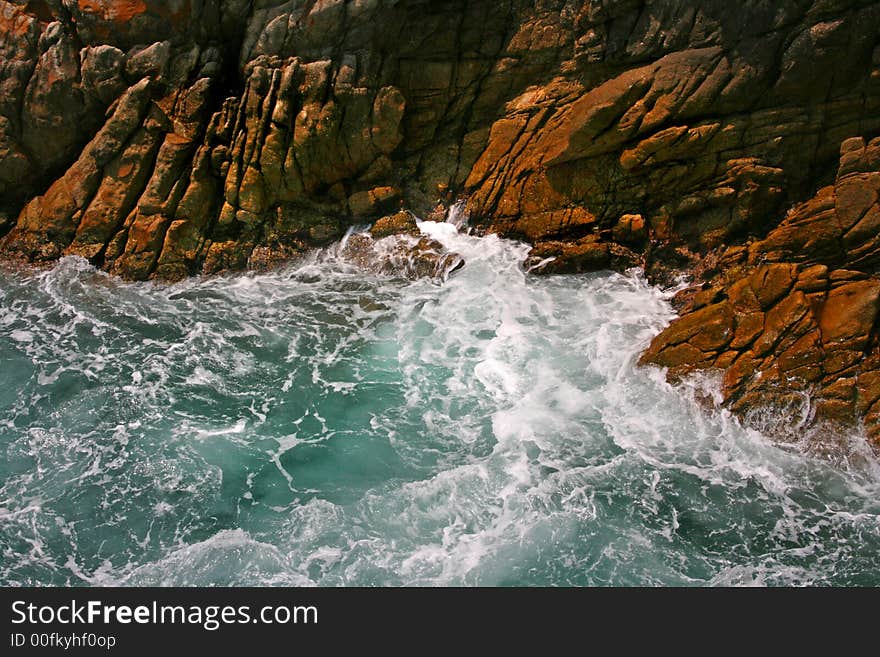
[1,216,879,586]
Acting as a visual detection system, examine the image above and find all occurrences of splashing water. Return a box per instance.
[1,219,879,587]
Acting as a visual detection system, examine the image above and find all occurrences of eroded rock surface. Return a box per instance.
[340,232,464,283]
[4,1,880,279]
[643,138,880,441]
[4,1,880,438]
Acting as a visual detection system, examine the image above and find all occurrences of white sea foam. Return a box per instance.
[119,529,313,586]
[1,217,879,586]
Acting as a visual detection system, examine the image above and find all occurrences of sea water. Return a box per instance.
[1,218,879,586]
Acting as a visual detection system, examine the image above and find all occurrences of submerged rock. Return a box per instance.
[3,1,880,440]
[340,232,464,283]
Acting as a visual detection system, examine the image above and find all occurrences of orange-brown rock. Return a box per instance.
[612,214,647,246]
[643,139,880,443]
[350,187,401,219]
[5,1,880,286]
[526,235,640,275]
[370,211,419,239]
[340,232,464,283]
[4,1,880,441]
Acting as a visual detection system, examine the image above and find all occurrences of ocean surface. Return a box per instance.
[2,218,880,586]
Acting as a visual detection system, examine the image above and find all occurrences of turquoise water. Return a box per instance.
[1,220,880,586]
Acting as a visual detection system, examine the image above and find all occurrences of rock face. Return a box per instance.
[643,138,880,442]
[3,1,880,439]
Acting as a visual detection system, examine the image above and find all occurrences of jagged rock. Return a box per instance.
[643,138,880,442]
[527,236,640,275]
[613,214,647,246]
[6,1,880,285]
[81,45,127,105]
[370,211,419,239]
[4,1,880,439]
[125,41,171,80]
[1,78,154,260]
[340,233,464,282]
[23,20,97,176]
[350,187,401,219]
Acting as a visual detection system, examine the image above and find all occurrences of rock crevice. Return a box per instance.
[4,1,880,439]
[643,137,880,441]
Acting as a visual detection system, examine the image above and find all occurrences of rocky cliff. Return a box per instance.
[3,0,880,440]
